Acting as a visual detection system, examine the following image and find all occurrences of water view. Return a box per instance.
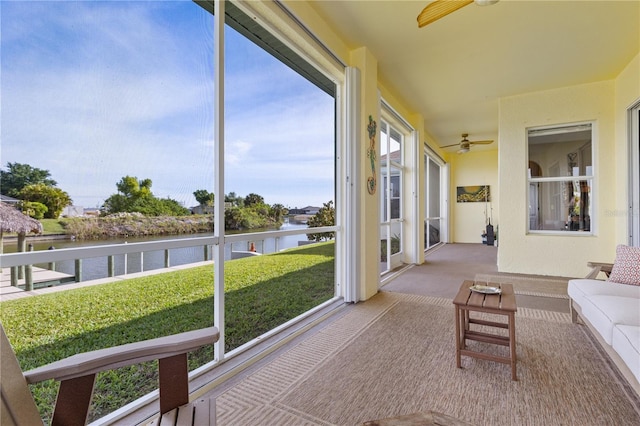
[2,223,310,282]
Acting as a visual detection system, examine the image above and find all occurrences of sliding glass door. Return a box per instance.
[380,121,403,273]
[630,102,640,246]
[425,149,446,250]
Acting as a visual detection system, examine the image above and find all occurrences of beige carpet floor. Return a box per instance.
[214,292,640,425]
[473,273,569,298]
[383,244,572,314]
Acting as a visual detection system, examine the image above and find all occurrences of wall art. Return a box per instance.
[366,115,377,194]
[456,185,490,203]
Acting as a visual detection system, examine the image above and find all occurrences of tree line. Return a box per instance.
[1,163,332,234]
[1,163,71,219]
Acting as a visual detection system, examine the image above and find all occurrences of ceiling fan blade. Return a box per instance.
[469,140,494,145]
[441,142,462,149]
[417,0,473,28]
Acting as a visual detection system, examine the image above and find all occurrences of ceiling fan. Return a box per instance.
[441,134,494,154]
[417,0,499,28]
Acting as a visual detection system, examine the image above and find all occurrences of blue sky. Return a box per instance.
[1,0,335,209]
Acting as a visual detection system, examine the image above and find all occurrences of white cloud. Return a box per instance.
[226,140,253,166]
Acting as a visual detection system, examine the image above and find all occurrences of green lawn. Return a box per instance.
[0,241,335,423]
[40,218,66,234]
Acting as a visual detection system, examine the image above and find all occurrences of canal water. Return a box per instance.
[2,223,310,282]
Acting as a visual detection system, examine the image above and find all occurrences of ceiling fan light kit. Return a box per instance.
[474,0,499,6]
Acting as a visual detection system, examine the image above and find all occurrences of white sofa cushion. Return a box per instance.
[580,295,640,344]
[568,278,640,308]
[612,325,640,384]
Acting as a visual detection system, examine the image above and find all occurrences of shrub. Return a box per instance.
[18,201,48,220]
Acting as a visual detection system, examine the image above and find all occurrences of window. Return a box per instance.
[2,1,341,421]
[221,3,338,351]
[527,123,594,233]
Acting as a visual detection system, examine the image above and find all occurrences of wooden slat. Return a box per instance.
[468,318,508,329]
[460,349,512,365]
[159,354,189,415]
[483,292,500,309]
[501,283,514,296]
[465,330,510,346]
[158,408,177,426]
[500,285,517,312]
[175,403,194,426]
[143,398,216,426]
[192,398,216,426]
[51,374,96,426]
[144,416,160,426]
[452,281,473,305]
[467,291,486,307]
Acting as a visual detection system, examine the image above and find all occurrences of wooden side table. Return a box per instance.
[362,410,473,425]
[453,280,518,380]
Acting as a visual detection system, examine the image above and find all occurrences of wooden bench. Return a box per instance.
[1,324,219,426]
[585,261,613,279]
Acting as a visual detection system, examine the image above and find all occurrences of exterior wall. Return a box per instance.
[498,81,617,277]
[450,150,499,243]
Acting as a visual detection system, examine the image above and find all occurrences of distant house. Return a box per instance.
[289,206,321,224]
[61,205,85,217]
[83,208,101,217]
[289,206,321,215]
[191,205,214,215]
[0,194,20,205]
[302,206,320,215]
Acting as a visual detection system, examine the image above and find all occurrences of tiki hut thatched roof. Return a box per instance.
[0,202,43,235]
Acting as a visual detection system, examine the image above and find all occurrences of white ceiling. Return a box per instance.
[306,0,639,152]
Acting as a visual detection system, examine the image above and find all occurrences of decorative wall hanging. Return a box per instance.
[367,115,377,195]
[456,185,490,203]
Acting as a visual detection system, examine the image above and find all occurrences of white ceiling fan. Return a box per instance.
[441,133,494,154]
[417,0,499,28]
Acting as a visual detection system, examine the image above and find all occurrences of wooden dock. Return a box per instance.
[1,267,75,300]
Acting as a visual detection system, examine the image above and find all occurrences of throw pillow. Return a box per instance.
[608,244,640,286]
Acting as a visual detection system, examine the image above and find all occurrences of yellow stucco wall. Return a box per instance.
[450,150,499,244]
[498,81,619,278]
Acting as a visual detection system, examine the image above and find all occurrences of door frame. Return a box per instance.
[629,100,640,246]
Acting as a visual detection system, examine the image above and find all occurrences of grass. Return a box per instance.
[40,219,65,234]
[2,219,64,237]
[0,241,335,423]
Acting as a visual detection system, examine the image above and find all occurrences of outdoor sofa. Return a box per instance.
[568,245,640,396]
